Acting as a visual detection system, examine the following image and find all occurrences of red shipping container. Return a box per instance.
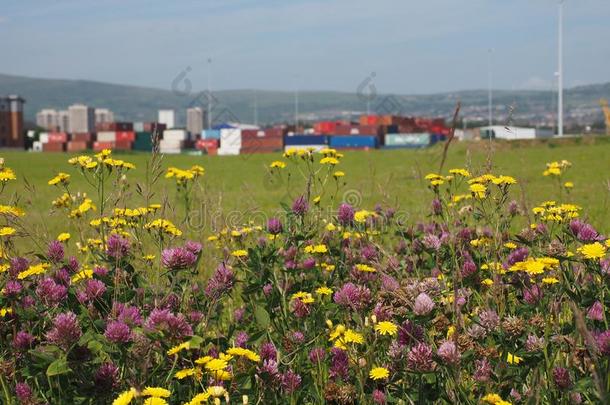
[67,141,89,152]
[114,140,132,150]
[241,137,283,149]
[143,122,167,133]
[43,142,65,152]
[264,128,286,138]
[93,141,115,152]
[116,131,136,142]
[195,139,219,150]
[358,125,381,135]
[71,132,93,142]
[48,132,68,143]
[204,145,218,156]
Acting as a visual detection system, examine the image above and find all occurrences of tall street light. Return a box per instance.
[557,1,565,136]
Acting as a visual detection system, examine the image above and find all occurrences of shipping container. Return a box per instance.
[384,133,431,147]
[93,141,115,152]
[217,148,240,156]
[48,132,68,143]
[163,129,189,141]
[71,132,93,142]
[143,122,166,133]
[67,141,89,152]
[284,135,329,146]
[241,137,283,149]
[329,135,377,149]
[43,142,65,152]
[39,133,49,143]
[264,127,286,138]
[97,131,117,142]
[220,128,242,149]
[114,140,132,151]
[95,122,133,132]
[116,131,136,142]
[32,141,43,152]
[359,115,379,126]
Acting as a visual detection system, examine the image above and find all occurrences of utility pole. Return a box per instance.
[207,58,212,129]
[488,48,493,128]
[558,1,564,136]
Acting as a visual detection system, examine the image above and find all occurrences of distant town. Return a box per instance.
[0,95,609,156]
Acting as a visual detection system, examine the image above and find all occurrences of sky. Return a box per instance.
[1,0,609,94]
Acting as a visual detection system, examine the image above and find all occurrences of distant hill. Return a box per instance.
[1,73,608,127]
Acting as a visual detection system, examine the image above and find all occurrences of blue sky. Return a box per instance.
[1,0,609,94]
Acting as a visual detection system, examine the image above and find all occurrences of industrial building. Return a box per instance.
[68,104,95,133]
[186,107,206,136]
[158,109,175,129]
[479,126,554,140]
[0,95,25,148]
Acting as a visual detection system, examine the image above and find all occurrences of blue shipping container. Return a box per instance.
[284,135,329,146]
[329,135,377,149]
[202,130,221,139]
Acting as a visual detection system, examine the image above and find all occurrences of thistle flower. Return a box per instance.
[413,293,435,316]
[185,240,203,255]
[13,331,34,350]
[398,320,424,346]
[3,280,22,297]
[587,301,604,322]
[104,321,132,343]
[15,382,33,403]
[162,247,197,270]
[94,362,120,391]
[235,331,249,348]
[46,311,82,350]
[292,195,308,216]
[553,367,572,390]
[473,358,492,382]
[329,348,349,380]
[333,282,371,311]
[205,263,234,298]
[596,330,610,356]
[337,203,354,225]
[267,217,283,235]
[407,343,434,372]
[372,389,387,404]
[281,370,302,394]
[437,340,460,365]
[478,309,500,330]
[260,342,277,361]
[47,240,65,263]
[106,234,130,259]
[145,308,193,340]
[36,277,67,305]
[309,347,326,364]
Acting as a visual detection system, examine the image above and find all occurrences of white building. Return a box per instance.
[158,109,175,129]
[36,109,59,131]
[95,108,114,124]
[479,126,553,140]
[186,107,205,135]
[68,104,95,133]
[58,110,70,132]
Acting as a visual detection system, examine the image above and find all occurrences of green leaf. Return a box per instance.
[47,358,72,377]
[188,335,204,349]
[254,306,270,329]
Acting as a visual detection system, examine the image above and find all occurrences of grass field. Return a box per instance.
[2,136,610,241]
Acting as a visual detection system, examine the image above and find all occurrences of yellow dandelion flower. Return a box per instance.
[506,352,523,365]
[17,263,50,280]
[205,358,229,371]
[354,210,372,223]
[112,388,138,405]
[320,157,339,165]
[167,342,190,356]
[315,286,333,296]
[482,278,494,286]
[542,277,559,284]
[141,387,171,398]
[48,172,71,186]
[333,171,345,178]
[374,321,398,336]
[57,233,71,242]
[0,227,16,237]
[0,308,13,317]
[175,368,197,380]
[578,242,606,260]
[369,367,390,380]
[143,398,167,405]
[226,347,261,362]
[270,161,286,169]
[469,183,487,199]
[355,263,376,273]
[232,249,248,257]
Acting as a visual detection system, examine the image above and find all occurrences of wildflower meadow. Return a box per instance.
[0,144,609,405]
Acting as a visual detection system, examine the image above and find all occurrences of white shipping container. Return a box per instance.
[479,126,536,140]
[97,131,117,142]
[32,141,43,152]
[220,128,242,148]
[159,148,182,155]
[159,139,184,148]
[163,129,189,141]
[217,148,240,156]
[133,122,144,132]
[39,133,49,144]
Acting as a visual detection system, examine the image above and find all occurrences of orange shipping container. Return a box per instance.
[67,141,89,152]
[43,142,65,152]
[93,141,114,152]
